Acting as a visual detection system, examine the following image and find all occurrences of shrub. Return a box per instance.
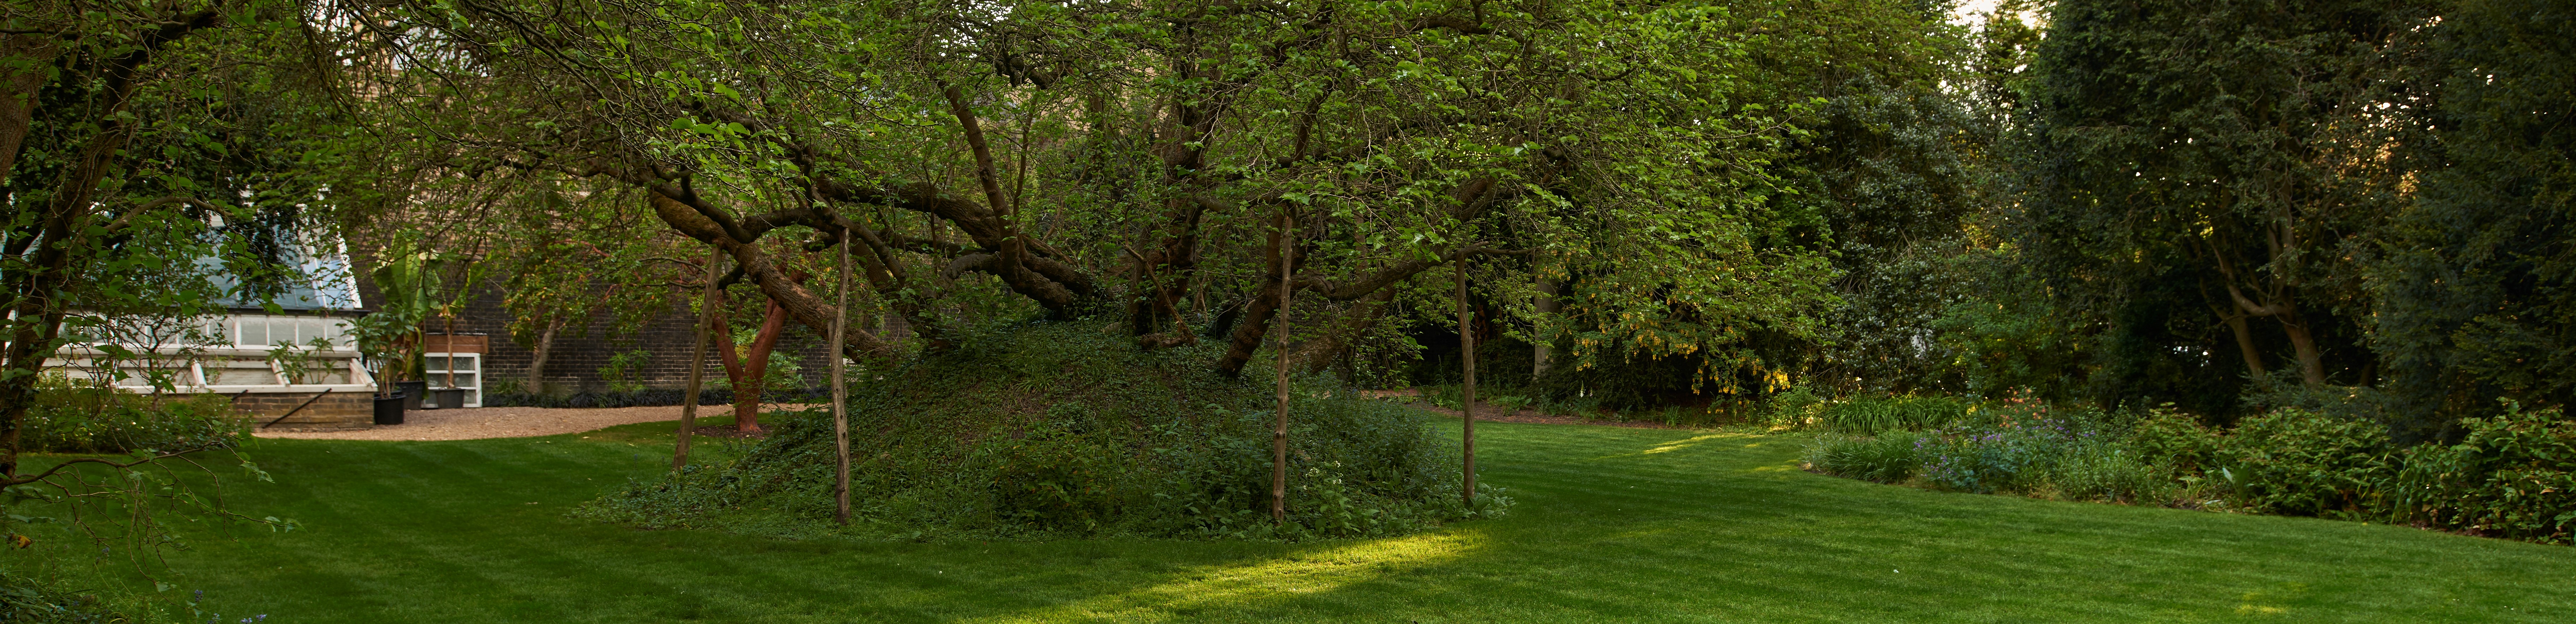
[1914,399,2103,494]
[1918,430,2050,493]
[22,382,243,454]
[1540,393,1604,418]
[1818,395,1970,435]
[0,569,119,624]
[2389,403,2576,543]
[597,349,652,393]
[2240,373,2404,434]
[1798,392,2576,546]
[2047,443,2166,504]
[2215,407,2395,517]
[1420,384,1463,410]
[2125,405,2218,475]
[1762,386,1825,428]
[580,320,1503,541]
[1805,432,1921,483]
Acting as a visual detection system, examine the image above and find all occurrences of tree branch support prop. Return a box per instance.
[832,223,854,525]
[677,245,722,471]
[260,388,333,429]
[1271,208,1295,525]
[1458,256,1476,506]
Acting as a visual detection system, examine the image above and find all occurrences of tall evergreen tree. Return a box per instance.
[2369,0,2576,438]
[2015,0,2434,415]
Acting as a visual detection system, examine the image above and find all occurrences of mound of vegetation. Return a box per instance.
[581,320,1506,540]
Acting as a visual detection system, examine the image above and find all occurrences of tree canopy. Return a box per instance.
[2,0,2570,460]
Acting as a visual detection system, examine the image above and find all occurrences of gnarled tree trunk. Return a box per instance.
[715,298,790,434]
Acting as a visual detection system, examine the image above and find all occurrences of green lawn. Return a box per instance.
[19,417,2576,623]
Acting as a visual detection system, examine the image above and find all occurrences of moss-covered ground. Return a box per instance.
[13,415,2575,623]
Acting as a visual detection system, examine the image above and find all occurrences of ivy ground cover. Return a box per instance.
[43,418,2576,623]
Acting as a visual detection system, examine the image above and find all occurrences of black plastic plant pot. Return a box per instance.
[434,388,466,409]
[397,381,428,410]
[374,394,407,426]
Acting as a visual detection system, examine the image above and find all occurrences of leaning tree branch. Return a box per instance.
[0,440,228,488]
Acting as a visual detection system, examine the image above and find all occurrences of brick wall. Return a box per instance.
[235,391,374,431]
[360,279,835,394]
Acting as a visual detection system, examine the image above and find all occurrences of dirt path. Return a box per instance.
[253,404,812,441]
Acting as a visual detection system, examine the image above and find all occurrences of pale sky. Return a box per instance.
[1952,0,2003,26]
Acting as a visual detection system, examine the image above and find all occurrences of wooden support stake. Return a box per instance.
[1271,209,1295,525]
[832,223,854,525]
[677,245,722,472]
[1458,256,1476,506]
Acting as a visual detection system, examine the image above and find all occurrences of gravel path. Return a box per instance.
[253,404,806,441]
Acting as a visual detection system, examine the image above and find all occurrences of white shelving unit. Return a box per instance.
[424,352,482,408]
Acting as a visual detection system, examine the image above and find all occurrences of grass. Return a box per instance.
[10,415,2575,622]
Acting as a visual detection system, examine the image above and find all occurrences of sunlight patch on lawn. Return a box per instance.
[1594,432,1757,459]
[2232,583,2304,617]
[971,530,1485,623]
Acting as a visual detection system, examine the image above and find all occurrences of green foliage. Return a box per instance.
[1808,396,2406,513]
[596,350,652,394]
[1802,397,2124,495]
[2214,408,2396,517]
[1915,422,2077,494]
[2238,374,2401,423]
[2123,406,2219,476]
[1509,0,1990,402]
[357,236,482,386]
[355,240,438,384]
[2367,0,2576,436]
[710,339,806,398]
[1817,395,1969,435]
[1760,385,1826,428]
[1802,395,2566,544]
[581,321,1500,540]
[1786,67,1992,397]
[1518,352,1716,413]
[20,383,243,455]
[0,569,119,624]
[487,184,694,363]
[1997,0,2572,439]
[2045,444,2167,504]
[1928,249,2089,402]
[2012,0,2434,415]
[2390,403,2576,543]
[1803,432,1920,483]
